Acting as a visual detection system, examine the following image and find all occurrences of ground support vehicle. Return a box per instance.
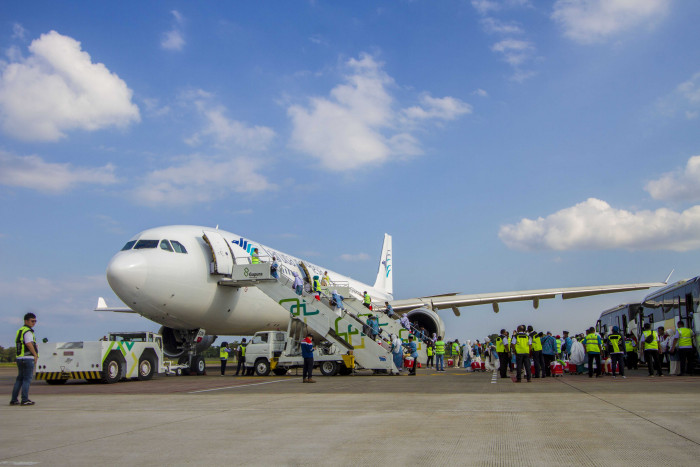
[35,331,184,384]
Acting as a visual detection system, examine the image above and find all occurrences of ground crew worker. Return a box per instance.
[625,333,638,369]
[301,333,315,383]
[512,325,532,382]
[528,326,543,378]
[671,320,695,376]
[251,248,260,264]
[312,275,321,294]
[235,338,247,376]
[496,329,509,379]
[452,339,461,368]
[321,271,330,286]
[606,327,625,378]
[363,291,371,309]
[583,327,603,378]
[11,313,38,406]
[219,342,232,376]
[555,335,562,358]
[435,336,446,372]
[426,344,434,368]
[641,323,663,377]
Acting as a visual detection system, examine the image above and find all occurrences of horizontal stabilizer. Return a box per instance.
[95,297,136,313]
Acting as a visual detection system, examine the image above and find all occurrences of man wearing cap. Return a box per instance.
[606,326,626,378]
[11,313,38,406]
[671,320,695,376]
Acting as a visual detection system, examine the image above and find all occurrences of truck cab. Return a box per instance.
[245,331,288,376]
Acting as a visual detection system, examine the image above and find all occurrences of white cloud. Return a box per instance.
[499,198,700,252]
[0,30,140,141]
[131,155,275,206]
[12,23,27,40]
[551,0,670,44]
[0,150,118,193]
[481,17,524,35]
[645,155,700,202]
[677,72,700,104]
[491,39,534,66]
[472,0,501,15]
[340,253,371,261]
[187,98,275,151]
[161,10,185,51]
[288,53,470,171]
[473,89,489,97]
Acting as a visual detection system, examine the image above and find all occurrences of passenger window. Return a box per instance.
[160,240,174,252]
[171,240,188,254]
[134,240,159,249]
[121,241,136,251]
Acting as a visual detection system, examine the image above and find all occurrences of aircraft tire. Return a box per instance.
[319,361,338,377]
[193,356,206,375]
[254,358,270,376]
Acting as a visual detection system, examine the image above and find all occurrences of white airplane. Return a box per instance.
[98,224,666,370]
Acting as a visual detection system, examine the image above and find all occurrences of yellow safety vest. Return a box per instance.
[363,294,371,304]
[427,346,433,357]
[643,330,659,350]
[496,337,506,353]
[15,325,36,358]
[608,335,622,353]
[220,347,228,359]
[240,344,247,357]
[452,342,460,355]
[435,341,445,355]
[556,338,562,353]
[514,334,529,354]
[678,327,693,347]
[585,333,600,353]
[532,336,542,352]
[313,279,320,292]
[251,254,260,264]
[625,340,634,352]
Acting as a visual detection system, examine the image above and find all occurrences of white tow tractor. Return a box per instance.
[35,331,185,384]
[244,325,355,377]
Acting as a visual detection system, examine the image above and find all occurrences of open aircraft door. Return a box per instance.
[203,230,234,275]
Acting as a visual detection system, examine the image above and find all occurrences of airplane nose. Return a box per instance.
[106,252,147,297]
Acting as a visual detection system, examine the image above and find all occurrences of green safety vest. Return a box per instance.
[313,278,320,292]
[585,333,600,353]
[427,346,433,357]
[678,327,693,347]
[435,341,445,355]
[240,344,247,357]
[251,254,260,264]
[556,338,562,353]
[15,325,37,358]
[608,334,623,353]
[514,334,529,354]
[532,336,542,352]
[496,337,506,353]
[625,340,634,352]
[452,343,460,355]
[643,330,659,350]
[220,347,228,359]
[363,294,371,304]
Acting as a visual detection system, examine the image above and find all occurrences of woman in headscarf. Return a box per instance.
[292,271,304,296]
[390,334,404,374]
[331,290,345,315]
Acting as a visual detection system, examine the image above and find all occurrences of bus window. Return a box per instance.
[595,320,601,334]
[622,315,628,333]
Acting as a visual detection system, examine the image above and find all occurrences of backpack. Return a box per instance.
[644,332,655,344]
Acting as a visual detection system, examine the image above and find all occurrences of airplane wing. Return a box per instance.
[390,281,667,316]
[94,297,137,313]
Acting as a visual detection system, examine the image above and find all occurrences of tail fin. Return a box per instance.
[373,233,393,296]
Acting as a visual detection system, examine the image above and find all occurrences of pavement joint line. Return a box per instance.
[491,370,498,384]
[557,377,700,447]
[188,378,292,394]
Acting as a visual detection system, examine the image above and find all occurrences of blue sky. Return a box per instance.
[2,0,700,346]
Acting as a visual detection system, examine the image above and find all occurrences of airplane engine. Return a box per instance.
[405,307,445,339]
[159,326,216,358]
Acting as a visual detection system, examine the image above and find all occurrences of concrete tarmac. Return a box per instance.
[2,365,700,466]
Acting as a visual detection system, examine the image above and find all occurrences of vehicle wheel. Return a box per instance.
[102,355,123,384]
[273,368,288,376]
[175,368,182,376]
[319,361,338,377]
[138,355,156,380]
[178,356,191,375]
[255,358,271,376]
[46,379,68,385]
[192,356,206,375]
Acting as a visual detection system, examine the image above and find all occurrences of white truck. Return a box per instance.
[244,328,355,377]
[36,331,181,384]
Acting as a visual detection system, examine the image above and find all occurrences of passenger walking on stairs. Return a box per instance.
[292,272,304,296]
[301,334,316,383]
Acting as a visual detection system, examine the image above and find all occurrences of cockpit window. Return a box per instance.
[160,240,174,252]
[121,240,136,251]
[134,240,159,249]
[171,240,188,254]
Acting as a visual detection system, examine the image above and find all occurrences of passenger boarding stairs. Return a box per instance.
[219,264,398,372]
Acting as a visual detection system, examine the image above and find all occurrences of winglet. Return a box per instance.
[373,233,393,297]
[664,269,674,285]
